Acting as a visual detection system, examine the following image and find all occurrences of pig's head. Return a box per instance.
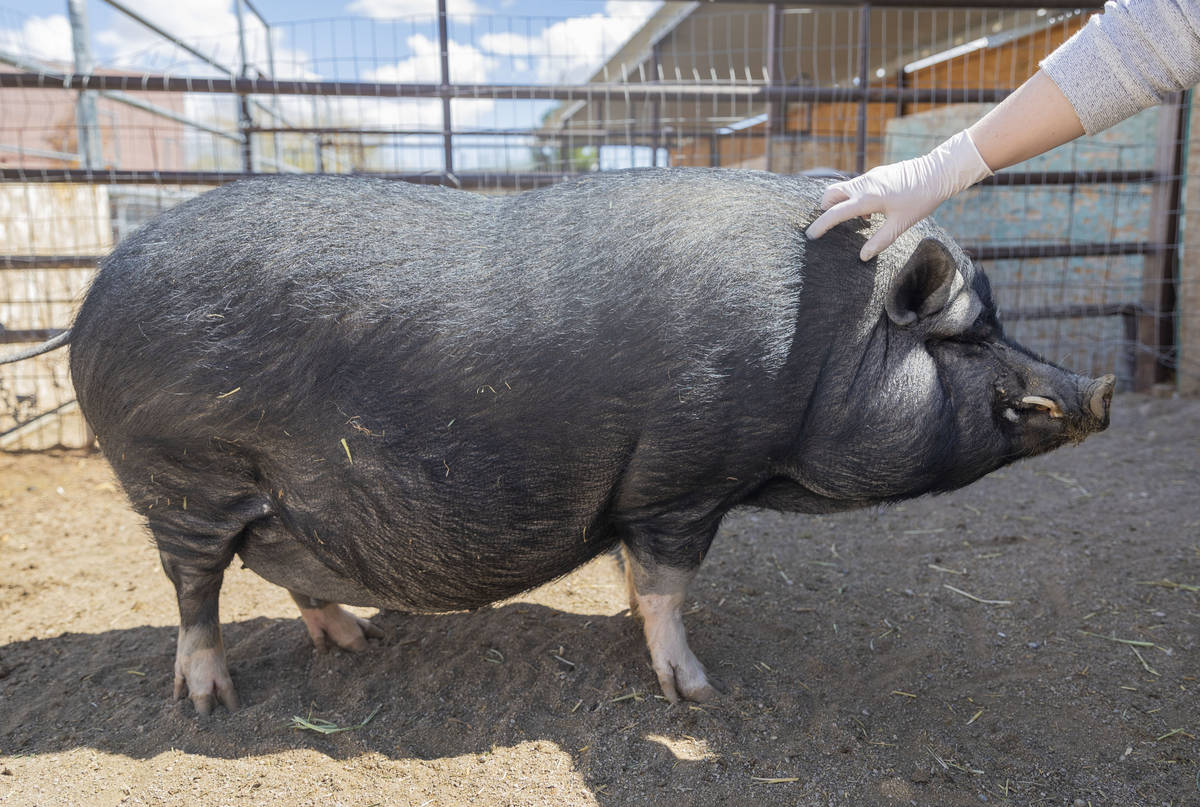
[785,213,1113,506]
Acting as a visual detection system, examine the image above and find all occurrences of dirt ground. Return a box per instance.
[0,393,1197,807]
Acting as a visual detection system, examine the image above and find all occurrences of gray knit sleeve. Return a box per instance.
[1040,0,1200,134]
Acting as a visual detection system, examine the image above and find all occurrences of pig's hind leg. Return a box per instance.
[110,443,272,716]
[288,591,384,653]
[623,546,719,703]
[236,522,385,652]
[160,549,240,716]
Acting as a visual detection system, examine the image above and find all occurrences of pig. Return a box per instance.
[65,168,1114,715]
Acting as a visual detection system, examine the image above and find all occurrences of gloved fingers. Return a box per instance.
[817,183,852,210]
[859,218,909,261]
[805,195,877,240]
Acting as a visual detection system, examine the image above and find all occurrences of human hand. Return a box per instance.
[804,130,992,261]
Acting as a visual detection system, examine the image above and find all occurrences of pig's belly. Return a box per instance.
[236,508,621,613]
[236,517,392,608]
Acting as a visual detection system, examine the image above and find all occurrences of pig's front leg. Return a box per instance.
[288,590,384,652]
[624,547,719,703]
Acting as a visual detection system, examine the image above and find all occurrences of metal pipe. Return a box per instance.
[0,72,1020,104]
[0,168,574,188]
[0,168,1165,189]
[0,256,101,268]
[437,0,454,176]
[964,241,1166,261]
[98,89,245,142]
[67,0,102,169]
[248,125,884,141]
[981,169,1163,186]
[240,0,270,29]
[681,0,1101,6]
[1135,93,1187,389]
[999,302,1141,321]
[259,8,283,172]
[854,3,870,174]
[234,0,254,172]
[764,4,779,172]
[650,41,662,167]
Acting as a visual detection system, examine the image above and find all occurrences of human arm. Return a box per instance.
[805,0,1200,261]
[805,71,1083,261]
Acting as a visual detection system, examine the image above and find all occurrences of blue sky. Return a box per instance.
[0,1,664,170]
[0,0,661,82]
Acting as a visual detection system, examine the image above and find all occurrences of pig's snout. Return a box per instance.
[997,370,1115,451]
[1082,373,1116,427]
[1018,373,1114,427]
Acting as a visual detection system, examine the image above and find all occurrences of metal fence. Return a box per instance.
[0,0,1193,448]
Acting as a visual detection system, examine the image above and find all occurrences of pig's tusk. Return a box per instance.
[1020,395,1063,418]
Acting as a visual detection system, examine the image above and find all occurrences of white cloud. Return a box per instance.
[480,1,660,83]
[93,0,316,79]
[368,33,496,83]
[347,0,483,22]
[364,35,498,131]
[0,14,73,65]
[94,0,239,74]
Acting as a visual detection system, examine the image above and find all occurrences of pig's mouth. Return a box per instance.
[1019,395,1062,418]
[996,373,1115,450]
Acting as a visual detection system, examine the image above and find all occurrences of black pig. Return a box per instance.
[67,169,1114,714]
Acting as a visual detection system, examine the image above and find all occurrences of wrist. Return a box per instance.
[928,130,993,197]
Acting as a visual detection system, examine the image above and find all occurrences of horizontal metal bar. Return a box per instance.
[0,328,67,344]
[0,72,1015,104]
[0,168,570,188]
[688,0,1102,6]
[246,125,880,143]
[964,242,1166,261]
[1,168,1168,193]
[1000,303,1141,321]
[982,170,1164,187]
[0,255,101,269]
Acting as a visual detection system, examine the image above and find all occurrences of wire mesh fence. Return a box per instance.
[0,0,1194,448]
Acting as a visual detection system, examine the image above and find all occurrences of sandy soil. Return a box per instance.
[0,393,1197,807]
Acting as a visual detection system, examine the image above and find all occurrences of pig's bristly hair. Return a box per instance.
[68,169,1078,610]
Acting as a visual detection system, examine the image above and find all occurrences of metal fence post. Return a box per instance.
[235,0,255,172]
[855,2,871,174]
[67,0,102,169]
[256,3,283,170]
[1136,93,1187,390]
[651,41,662,167]
[438,0,454,178]
[764,3,780,172]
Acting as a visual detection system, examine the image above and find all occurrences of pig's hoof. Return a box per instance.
[654,658,720,704]
[174,645,239,716]
[298,602,384,653]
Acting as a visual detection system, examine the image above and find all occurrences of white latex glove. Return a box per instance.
[805,130,993,261]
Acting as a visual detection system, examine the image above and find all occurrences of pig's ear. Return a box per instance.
[885,237,958,326]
